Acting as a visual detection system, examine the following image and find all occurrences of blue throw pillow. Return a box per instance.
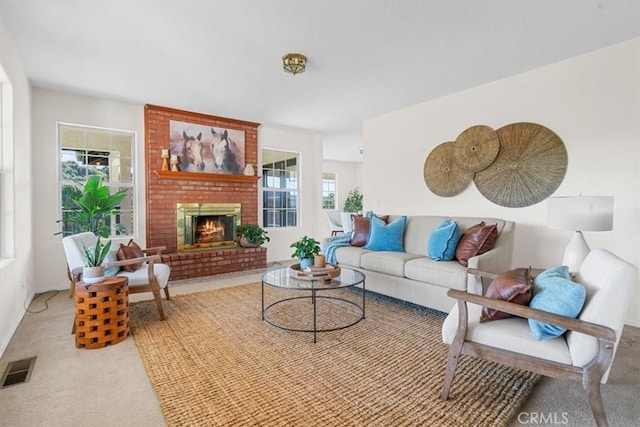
[529,266,586,341]
[102,243,121,277]
[427,218,462,261]
[363,215,407,252]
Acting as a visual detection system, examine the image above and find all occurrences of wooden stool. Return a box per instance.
[74,276,130,349]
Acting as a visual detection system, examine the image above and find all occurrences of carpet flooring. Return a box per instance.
[129,283,538,426]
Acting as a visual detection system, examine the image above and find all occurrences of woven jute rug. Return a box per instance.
[130,283,538,426]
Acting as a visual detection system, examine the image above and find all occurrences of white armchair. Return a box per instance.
[441,248,638,427]
[62,232,171,320]
[326,210,344,236]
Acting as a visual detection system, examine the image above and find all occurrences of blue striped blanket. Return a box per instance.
[322,233,352,264]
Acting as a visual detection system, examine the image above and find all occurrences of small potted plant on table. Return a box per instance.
[81,237,112,284]
[290,236,321,270]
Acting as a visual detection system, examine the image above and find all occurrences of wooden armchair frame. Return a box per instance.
[442,268,616,427]
[69,245,170,320]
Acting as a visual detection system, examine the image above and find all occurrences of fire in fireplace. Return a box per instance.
[176,203,241,251]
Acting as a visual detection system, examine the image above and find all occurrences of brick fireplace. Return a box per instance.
[144,104,266,281]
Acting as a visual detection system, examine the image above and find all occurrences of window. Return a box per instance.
[0,67,15,261]
[58,123,136,238]
[322,172,337,209]
[262,149,298,227]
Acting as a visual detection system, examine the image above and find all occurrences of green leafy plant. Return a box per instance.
[290,236,321,260]
[343,187,363,213]
[237,224,270,246]
[58,175,128,238]
[82,237,112,267]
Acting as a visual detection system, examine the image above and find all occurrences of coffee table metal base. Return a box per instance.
[261,285,366,343]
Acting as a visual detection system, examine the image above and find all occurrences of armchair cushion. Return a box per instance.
[529,266,586,341]
[480,267,532,321]
[117,239,144,272]
[117,263,170,288]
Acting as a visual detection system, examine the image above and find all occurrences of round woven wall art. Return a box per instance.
[423,141,474,197]
[474,122,567,208]
[452,125,500,172]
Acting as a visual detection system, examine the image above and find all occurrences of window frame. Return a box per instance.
[0,66,15,262]
[261,148,299,228]
[322,172,337,210]
[57,122,137,239]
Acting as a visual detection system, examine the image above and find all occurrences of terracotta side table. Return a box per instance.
[74,276,130,349]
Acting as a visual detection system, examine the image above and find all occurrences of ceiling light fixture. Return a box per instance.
[282,53,306,75]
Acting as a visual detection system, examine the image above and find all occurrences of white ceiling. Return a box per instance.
[1,1,639,161]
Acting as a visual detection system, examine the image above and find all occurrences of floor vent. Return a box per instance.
[1,356,36,388]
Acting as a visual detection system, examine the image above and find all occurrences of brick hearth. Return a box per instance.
[144,104,266,281]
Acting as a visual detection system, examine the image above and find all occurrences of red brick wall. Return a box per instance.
[144,104,265,281]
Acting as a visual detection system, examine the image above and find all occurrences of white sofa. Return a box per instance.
[329,215,515,313]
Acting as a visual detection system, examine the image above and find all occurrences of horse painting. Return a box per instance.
[211,128,243,175]
[169,120,245,174]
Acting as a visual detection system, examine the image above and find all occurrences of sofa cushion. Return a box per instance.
[117,239,144,272]
[427,218,462,261]
[334,246,370,268]
[481,267,532,321]
[363,215,407,252]
[529,266,586,341]
[350,214,389,247]
[360,251,422,277]
[404,257,468,290]
[455,222,498,267]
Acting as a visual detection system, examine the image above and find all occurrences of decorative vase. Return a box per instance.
[300,258,314,270]
[82,266,106,284]
[240,236,260,248]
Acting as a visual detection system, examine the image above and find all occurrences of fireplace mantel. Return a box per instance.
[154,170,260,183]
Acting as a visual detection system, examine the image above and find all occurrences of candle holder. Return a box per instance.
[161,154,169,171]
[170,156,179,172]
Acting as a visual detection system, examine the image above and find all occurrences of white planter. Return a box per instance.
[82,266,106,284]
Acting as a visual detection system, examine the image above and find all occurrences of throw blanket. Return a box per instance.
[322,233,352,264]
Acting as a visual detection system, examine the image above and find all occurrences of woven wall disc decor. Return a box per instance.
[423,141,474,197]
[474,122,568,208]
[452,125,500,172]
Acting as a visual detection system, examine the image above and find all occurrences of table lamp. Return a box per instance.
[547,196,613,274]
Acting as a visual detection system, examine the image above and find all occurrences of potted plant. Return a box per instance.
[343,187,363,213]
[57,175,128,238]
[81,237,112,284]
[237,224,270,248]
[290,236,321,269]
[341,187,364,233]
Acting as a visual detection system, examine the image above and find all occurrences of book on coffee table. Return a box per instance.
[303,264,337,275]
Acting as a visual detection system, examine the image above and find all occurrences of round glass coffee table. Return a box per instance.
[261,266,366,343]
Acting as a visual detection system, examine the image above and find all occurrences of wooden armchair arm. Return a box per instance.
[103,254,161,269]
[447,289,616,343]
[142,246,166,256]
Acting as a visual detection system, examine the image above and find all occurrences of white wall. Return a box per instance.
[0,18,34,356]
[258,126,324,262]
[363,38,640,326]
[31,89,145,293]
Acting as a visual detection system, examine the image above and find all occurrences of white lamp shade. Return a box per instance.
[547,196,613,231]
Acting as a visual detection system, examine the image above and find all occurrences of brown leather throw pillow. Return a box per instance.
[455,222,498,267]
[480,267,533,321]
[350,214,390,247]
[117,239,144,272]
